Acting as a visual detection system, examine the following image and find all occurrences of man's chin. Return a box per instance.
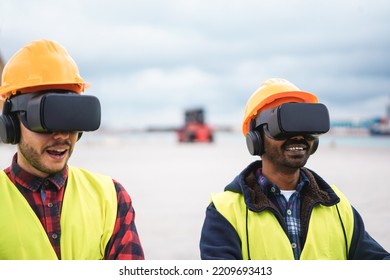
[40,164,67,176]
[285,157,309,169]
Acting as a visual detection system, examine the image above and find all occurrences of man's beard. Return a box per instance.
[264,138,311,171]
[19,139,71,176]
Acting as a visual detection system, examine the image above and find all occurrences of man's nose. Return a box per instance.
[290,135,305,140]
[52,131,70,139]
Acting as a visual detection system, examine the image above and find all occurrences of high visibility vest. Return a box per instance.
[0,166,117,260]
[211,185,354,260]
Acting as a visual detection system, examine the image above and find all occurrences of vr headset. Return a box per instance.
[0,92,101,143]
[253,103,330,139]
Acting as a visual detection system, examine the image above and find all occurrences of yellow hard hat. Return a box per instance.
[242,78,318,135]
[0,39,89,99]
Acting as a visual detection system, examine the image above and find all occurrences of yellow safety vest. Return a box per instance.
[0,166,117,260]
[211,185,354,260]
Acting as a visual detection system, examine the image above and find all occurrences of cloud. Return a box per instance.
[1,0,390,129]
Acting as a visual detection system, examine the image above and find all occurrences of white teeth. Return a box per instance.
[51,149,66,153]
[287,147,304,151]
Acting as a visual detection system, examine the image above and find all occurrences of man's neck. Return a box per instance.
[261,163,300,190]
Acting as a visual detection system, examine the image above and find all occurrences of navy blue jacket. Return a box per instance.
[200,160,390,260]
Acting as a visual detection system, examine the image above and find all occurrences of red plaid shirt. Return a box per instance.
[4,153,144,260]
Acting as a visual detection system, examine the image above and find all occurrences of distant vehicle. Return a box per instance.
[369,117,390,136]
[177,108,214,143]
[369,102,390,136]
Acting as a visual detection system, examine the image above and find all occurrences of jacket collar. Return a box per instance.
[225,160,340,212]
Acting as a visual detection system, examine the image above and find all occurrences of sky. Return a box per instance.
[1,0,390,131]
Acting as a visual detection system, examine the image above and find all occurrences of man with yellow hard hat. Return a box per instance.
[200,78,390,260]
[0,39,144,260]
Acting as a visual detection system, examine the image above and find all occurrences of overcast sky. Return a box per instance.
[1,0,389,130]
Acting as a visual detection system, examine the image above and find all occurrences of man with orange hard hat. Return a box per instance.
[0,39,144,260]
[200,78,389,260]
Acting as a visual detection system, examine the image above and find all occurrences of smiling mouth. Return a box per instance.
[286,146,305,151]
[46,149,67,156]
[45,143,70,157]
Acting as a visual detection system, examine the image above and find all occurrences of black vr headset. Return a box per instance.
[0,92,101,144]
[246,103,330,156]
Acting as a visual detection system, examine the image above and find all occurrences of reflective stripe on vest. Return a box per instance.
[211,185,354,260]
[0,167,117,260]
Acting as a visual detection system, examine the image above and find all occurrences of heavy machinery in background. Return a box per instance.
[369,99,390,136]
[177,108,214,143]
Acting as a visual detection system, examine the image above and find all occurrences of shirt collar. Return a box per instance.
[8,153,68,192]
[256,167,310,195]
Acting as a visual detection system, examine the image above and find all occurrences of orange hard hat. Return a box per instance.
[0,39,89,99]
[242,78,318,135]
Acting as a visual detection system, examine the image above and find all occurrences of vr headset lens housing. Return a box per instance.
[10,92,101,133]
[255,103,330,140]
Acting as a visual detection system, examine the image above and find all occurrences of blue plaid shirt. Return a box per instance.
[256,168,310,259]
